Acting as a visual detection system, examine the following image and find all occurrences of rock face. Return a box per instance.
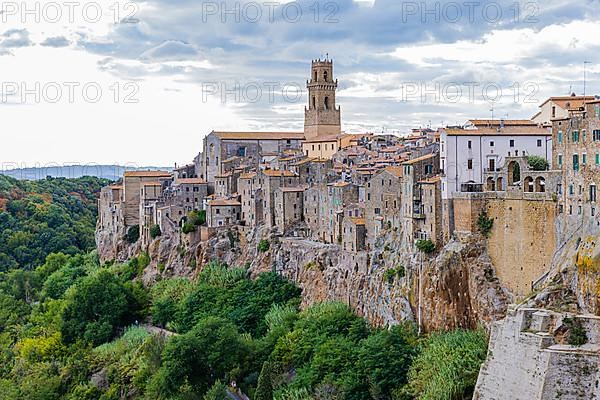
[267,228,509,332]
[474,307,600,400]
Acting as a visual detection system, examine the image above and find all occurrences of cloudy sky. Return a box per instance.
[1,0,599,166]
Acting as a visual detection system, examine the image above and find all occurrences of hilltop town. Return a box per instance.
[96,59,600,399]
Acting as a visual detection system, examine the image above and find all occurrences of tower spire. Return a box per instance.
[304,58,342,139]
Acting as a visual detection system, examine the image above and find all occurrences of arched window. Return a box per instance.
[535,177,546,192]
[524,176,534,192]
[324,71,328,82]
[487,177,496,191]
[507,161,520,185]
[312,96,316,109]
[324,96,329,110]
[314,71,318,81]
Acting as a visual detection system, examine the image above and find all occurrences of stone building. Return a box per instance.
[342,217,366,252]
[172,178,208,212]
[257,169,300,227]
[290,158,335,186]
[552,100,600,238]
[274,187,305,232]
[197,131,305,187]
[364,166,403,246]
[98,184,124,237]
[532,94,595,126]
[401,153,440,245]
[122,171,172,226]
[206,199,242,227]
[322,182,359,244]
[215,170,240,198]
[303,186,323,240]
[238,172,264,228]
[413,176,442,245]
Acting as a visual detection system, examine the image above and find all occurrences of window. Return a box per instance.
[374,208,381,215]
[467,159,473,170]
[490,141,494,147]
[572,131,580,142]
[468,140,472,149]
[569,184,573,195]
[583,153,587,165]
[573,154,579,172]
[558,154,563,166]
[509,139,515,147]
[591,185,597,202]
[558,131,563,143]
[537,139,542,147]
[596,153,600,165]
[594,130,600,141]
[552,106,556,118]
[583,129,587,141]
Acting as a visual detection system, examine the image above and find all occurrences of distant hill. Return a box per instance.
[0,165,172,181]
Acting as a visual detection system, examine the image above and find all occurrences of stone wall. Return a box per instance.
[487,197,557,297]
[474,307,600,400]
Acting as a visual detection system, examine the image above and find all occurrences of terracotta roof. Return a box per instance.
[215,172,233,178]
[213,131,305,140]
[262,169,296,177]
[539,96,595,109]
[384,166,403,178]
[468,119,536,127]
[239,172,257,179]
[350,217,366,225]
[418,176,441,184]
[109,184,123,189]
[402,153,437,165]
[279,186,307,192]
[303,134,345,143]
[329,181,352,187]
[143,181,163,187]
[176,178,207,185]
[124,170,171,178]
[445,127,551,136]
[208,199,241,207]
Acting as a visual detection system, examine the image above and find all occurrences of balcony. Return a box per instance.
[460,182,484,193]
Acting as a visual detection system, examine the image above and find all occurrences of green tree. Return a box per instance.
[258,240,270,253]
[527,155,549,171]
[126,225,140,244]
[150,224,162,239]
[416,239,435,254]
[255,361,273,400]
[148,317,250,398]
[60,270,138,346]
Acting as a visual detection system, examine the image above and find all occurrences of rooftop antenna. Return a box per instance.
[584,61,592,98]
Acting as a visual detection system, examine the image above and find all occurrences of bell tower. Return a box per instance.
[304,58,341,139]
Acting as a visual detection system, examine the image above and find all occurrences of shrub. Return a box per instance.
[182,223,196,234]
[564,317,588,346]
[126,225,140,244]
[258,239,270,253]
[384,266,406,284]
[527,155,549,171]
[150,224,162,239]
[188,210,206,226]
[416,239,435,254]
[406,329,488,400]
[477,211,494,237]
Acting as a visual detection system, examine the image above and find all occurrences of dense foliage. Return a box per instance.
[527,155,550,171]
[0,175,108,271]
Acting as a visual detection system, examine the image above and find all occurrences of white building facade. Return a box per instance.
[440,125,552,199]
